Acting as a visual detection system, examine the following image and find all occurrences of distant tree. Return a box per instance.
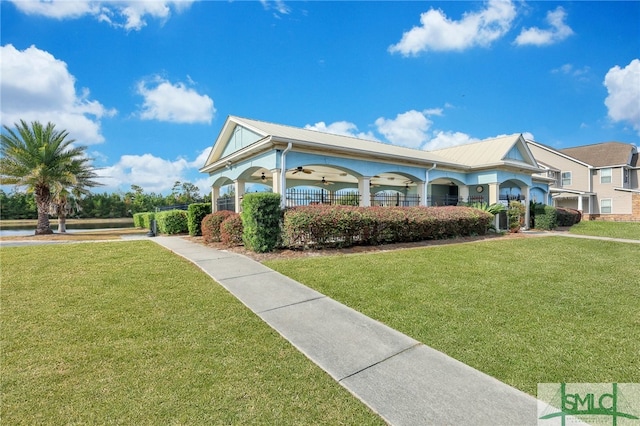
[0,120,101,234]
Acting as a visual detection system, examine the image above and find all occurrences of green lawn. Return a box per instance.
[569,220,640,240]
[265,237,640,396]
[1,241,384,425]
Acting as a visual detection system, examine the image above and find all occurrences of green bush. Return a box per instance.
[187,203,211,236]
[532,204,557,230]
[282,205,493,250]
[241,193,283,253]
[508,201,525,232]
[201,211,235,243]
[155,210,188,235]
[556,207,582,226]
[133,212,145,228]
[220,214,243,246]
[133,212,155,229]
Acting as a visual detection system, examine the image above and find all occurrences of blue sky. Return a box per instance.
[1,0,639,195]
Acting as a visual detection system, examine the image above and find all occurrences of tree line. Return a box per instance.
[0,120,209,233]
[0,182,210,220]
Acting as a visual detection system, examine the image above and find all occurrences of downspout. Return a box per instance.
[425,163,436,206]
[280,142,293,209]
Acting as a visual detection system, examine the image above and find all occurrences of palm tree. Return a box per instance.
[0,120,101,235]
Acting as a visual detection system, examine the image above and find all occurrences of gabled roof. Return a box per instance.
[560,142,637,168]
[202,115,458,171]
[431,134,541,171]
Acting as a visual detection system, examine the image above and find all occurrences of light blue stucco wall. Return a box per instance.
[220,127,263,158]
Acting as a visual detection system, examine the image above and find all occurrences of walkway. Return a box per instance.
[152,236,542,426]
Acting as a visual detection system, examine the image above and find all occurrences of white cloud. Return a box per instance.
[10,0,195,31]
[136,76,215,124]
[515,7,573,46]
[389,0,516,56]
[259,0,290,16]
[424,131,480,151]
[604,59,640,135]
[96,153,190,193]
[374,110,432,149]
[0,44,115,144]
[304,121,377,141]
[96,146,213,194]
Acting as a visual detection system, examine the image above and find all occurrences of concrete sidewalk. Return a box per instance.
[153,236,541,425]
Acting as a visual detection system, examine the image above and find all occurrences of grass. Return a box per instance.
[265,237,640,396]
[1,241,384,425]
[569,220,640,240]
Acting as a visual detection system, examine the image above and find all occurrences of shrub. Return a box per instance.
[133,212,155,229]
[556,207,582,226]
[532,204,557,230]
[201,211,235,243]
[508,201,525,232]
[241,193,283,253]
[133,212,145,228]
[187,203,211,236]
[155,210,188,235]
[220,214,243,246]
[282,205,493,250]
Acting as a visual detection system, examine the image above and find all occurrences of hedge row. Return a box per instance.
[133,212,155,229]
[282,205,493,250]
[155,210,188,235]
[187,203,211,236]
[530,203,581,230]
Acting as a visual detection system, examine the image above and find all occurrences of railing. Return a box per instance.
[285,189,360,206]
[155,204,189,212]
[371,193,420,207]
[216,197,235,212]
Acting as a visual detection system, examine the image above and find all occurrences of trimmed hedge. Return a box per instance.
[201,211,235,243]
[282,205,493,250]
[556,207,582,226]
[155,210,188,235]
[531,204,558,230]
[241,193,283,253]
[133,212,155,229]
[187,203,211,236]
[221,214,243,246]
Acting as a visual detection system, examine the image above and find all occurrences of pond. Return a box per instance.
[0,220,135,237]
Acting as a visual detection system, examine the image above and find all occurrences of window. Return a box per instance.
[624,168,630,184]
[601,198,612,214]
[561,171,572,186]
[600,168,612,184]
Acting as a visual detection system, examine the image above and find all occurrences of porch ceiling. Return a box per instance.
[249,167,416,188]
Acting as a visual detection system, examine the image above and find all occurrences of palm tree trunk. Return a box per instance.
[35,186,53,235]
[58,211,67,233]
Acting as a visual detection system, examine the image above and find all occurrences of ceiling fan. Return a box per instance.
[252,172,271,182]
[291,166,314,175]
[321,177,334,185]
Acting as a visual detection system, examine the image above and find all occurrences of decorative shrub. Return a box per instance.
[531,203,557,230]
[133,212,155,229]
[155,210,188,235]
[187,203,211,236]
[241,193,283,253]
[508,201,525,232]
[556,207,582,226]
[282,205,493,250]
[133,212,145,228]
[220,214,243,246]
[201,211,235,243]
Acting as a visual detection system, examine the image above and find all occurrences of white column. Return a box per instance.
[459,185,470,204]
[211,186,220,212]
[234,180,245,213]
[577,194,583,212]
[417,182,426,206]
[489,183,500,230]
[271,170,281,195]
[359,177,371,207]
[524,186,531,230]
